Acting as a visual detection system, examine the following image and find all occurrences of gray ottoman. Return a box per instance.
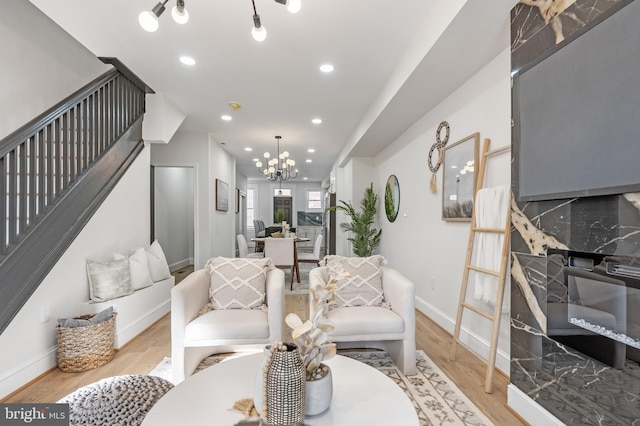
[57,374,174,426]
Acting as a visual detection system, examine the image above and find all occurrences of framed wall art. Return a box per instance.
[442,132,479,221]
[215,179,229,212]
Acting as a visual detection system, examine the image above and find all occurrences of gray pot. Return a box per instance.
[305,365,333,416]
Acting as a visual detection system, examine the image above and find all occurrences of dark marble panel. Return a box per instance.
[511,1,640,422]
[511,0,630,72]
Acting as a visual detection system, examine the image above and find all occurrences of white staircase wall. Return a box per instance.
[143,93,186,144]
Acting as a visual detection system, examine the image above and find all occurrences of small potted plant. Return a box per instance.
[285,269,349,415]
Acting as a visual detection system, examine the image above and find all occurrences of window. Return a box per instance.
[273,188,292,196]
[307,190,323,210]
[247,188,255,228]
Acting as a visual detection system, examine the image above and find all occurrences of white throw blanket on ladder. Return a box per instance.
[472,185,510,307]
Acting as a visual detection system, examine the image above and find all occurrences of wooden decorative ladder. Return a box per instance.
[449,138,511,393]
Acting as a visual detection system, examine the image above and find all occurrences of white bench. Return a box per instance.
[85,276,174,348]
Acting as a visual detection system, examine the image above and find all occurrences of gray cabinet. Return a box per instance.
[296,226,320,251]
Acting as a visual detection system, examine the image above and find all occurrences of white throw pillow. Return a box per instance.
[324,255,386,308]
[86,258,133,302]
[146,240,171,283]
[114,248,153,290]
[205,257,271,310]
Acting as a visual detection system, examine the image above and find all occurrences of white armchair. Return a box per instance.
[171,267,285,383]
[310,266,416,375]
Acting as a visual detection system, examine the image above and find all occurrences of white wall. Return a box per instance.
[154,166,195,270]
[151,131,208,268]
[0,1,110,140]
[150,131,238,263]
[373,47,512,372]
[0,147,153,399]
[209,136,237,258]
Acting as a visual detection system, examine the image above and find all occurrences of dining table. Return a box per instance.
[251,236,310,283]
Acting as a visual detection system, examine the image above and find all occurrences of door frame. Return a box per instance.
[150,163,198,271]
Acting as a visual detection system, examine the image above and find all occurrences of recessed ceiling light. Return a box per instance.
[221,115,232,121]
[320,64,334,73]
[303,177,308,180]
[252,158,259,162]
[244,147,252,152]
[306,159,312,163]
[307,148,315,153]
[312,118,322,124]
[180,56,196,66]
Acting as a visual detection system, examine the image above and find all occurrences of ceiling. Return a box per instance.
[29,0,516,182]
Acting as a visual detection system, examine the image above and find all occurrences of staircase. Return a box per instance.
[0,59,152,334]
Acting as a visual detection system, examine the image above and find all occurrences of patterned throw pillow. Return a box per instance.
[324,255,386,308]
[86,258,133,302]
[205,257,271,309]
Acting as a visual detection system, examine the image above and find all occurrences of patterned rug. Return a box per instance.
[282,262,315,294]
[149,350,493,426]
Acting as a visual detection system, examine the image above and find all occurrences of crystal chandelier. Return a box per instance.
[256,136,298,181]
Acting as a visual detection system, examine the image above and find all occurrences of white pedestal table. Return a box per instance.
[142,353,418,425]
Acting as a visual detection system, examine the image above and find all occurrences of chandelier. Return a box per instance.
[256,136,298,181]
[138,0,301,41]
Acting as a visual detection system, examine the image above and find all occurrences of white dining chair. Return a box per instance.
[237,234,263,259]
[264,237,295,289]
[298,234,323,266]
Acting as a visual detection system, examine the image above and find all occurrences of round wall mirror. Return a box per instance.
[384,175,400,222]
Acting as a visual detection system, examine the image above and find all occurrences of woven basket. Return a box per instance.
[56,313,116,372]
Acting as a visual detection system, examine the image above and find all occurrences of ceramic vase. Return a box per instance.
[305,365,333,416]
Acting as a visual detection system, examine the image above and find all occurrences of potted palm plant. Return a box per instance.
[275,208,285,224]
[326,183,382,256]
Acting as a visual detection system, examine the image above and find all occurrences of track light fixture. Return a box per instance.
[250,0,267,42]
[139,0,300,42]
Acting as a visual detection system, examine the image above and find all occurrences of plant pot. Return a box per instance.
[305,364,332,416]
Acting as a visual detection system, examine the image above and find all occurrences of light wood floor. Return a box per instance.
[2,292,526,425]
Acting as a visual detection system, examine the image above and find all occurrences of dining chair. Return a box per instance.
[298,234,323,266]
[253,220,266,238]
[264,237,296,289]
[237,234,264,259]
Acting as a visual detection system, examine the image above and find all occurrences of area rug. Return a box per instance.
[149,350,493,426]
[282,262,315,295]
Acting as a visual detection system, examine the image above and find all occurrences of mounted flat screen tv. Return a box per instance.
[513,1,640,202]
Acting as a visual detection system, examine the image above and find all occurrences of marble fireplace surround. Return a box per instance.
[510,0,640,424]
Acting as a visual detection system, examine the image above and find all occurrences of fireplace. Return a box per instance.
[546,249,640,369]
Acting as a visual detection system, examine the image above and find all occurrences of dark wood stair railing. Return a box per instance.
[0,59,153,334]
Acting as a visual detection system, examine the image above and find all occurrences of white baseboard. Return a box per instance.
[169,258,193,272]
[115,299,170,348]
[415,296,510,374]
[0,347,58,401]
[0,278,173,400]
[508,384,564,426]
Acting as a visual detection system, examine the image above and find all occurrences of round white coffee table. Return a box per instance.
[142,353,418,425]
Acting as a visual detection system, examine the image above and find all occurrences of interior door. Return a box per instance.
[274,196,292,224]
[151,166,195,271]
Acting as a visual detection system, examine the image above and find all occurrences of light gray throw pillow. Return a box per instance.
[87,258,133,302]
[57,307,114,328]
[324,255,386,308]
[205,257,271,310]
